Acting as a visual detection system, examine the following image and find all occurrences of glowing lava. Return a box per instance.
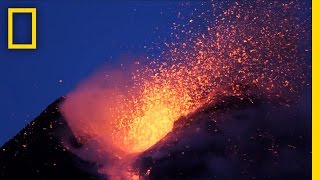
[61,0,310,178]
[111,83,193,153]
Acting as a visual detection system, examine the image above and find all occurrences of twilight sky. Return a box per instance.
[0,0,311,145]
[0,0,195,144]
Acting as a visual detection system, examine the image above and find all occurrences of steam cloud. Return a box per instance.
[60,0,310,179]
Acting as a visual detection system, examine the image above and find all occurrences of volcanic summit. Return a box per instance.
[0,84,311,180]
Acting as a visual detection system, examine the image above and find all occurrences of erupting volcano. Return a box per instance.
[62,0,309,163]
[1,0,311,180]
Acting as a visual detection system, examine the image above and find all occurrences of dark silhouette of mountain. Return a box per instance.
[0,85,311,180]
[0,97,105,180]
[135,86,311,180]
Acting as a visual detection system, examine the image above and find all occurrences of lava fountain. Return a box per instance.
[60,0,310,179]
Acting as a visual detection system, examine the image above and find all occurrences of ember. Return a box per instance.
[60,0,310,179]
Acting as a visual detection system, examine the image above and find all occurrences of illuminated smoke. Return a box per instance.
[60,0,310,179]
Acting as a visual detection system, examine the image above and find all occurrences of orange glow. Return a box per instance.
[110,80,195,153]
[61,1,309,178]
[63,0,307,155]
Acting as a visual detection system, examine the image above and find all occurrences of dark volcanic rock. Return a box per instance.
[0,97,105,180]
[0,85,311,180]
[135,89,311,180]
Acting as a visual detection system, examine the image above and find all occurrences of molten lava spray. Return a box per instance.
[61,0,310,179]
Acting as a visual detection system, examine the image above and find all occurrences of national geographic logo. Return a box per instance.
[7,8,37,50]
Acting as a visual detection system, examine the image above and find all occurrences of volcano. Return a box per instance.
[0,85,311,180]
[0,98,105,180]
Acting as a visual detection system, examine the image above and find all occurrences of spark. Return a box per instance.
[62,1,310,178]
[105,0,309,154]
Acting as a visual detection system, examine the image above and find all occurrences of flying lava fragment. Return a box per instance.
[58,0,310,179]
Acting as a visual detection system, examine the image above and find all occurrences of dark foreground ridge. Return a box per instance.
[0,85,311,180]
[0,97,104,180]
[135,86,311,180]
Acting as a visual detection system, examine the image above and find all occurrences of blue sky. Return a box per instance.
[0,0,311,145]
[0,0,192,144]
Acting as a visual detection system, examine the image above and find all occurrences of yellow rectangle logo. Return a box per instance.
[8,8,37,49]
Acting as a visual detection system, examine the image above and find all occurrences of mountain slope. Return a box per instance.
[1,85,311,180]
[135,88,311,179]
[0,97,104,180]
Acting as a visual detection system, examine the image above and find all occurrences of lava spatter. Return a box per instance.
[61,1,310,179]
